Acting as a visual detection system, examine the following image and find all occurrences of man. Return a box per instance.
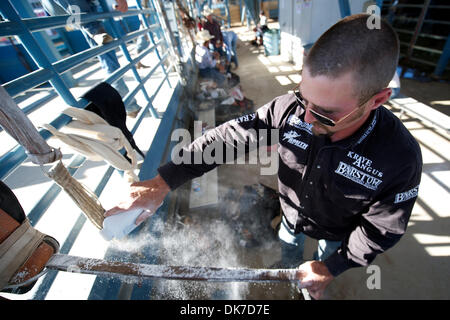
[222,30,238,69]
[105,14,422,299]
[41,0,142,117]
[194,29,226,86]
[201,7,223,49]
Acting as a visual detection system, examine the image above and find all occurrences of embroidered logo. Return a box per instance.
[335,161,383,190]
[347,151,383,178]
[282,130,300,140]
[282,130,308,150]
[233,113,256,124]
[287,115,313,134]
[394,186,419,204]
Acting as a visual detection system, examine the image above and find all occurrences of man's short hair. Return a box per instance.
[304,14,399,102]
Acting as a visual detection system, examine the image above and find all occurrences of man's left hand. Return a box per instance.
[297,261,334,299]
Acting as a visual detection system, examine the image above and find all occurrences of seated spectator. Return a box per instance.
[253,10,269,46]
[213,39,231,73]
[195,30,226,86]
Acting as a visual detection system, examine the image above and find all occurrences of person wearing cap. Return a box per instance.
[194,29,226,86]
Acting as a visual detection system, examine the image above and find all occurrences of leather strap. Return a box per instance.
[0,217,46,290]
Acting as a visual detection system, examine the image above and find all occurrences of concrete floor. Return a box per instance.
[210,24,450,300]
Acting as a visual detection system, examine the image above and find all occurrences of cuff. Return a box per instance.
[157,162,190,191]
[323,250,357,277]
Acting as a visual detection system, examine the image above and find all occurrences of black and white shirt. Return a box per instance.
[158,93,423,276]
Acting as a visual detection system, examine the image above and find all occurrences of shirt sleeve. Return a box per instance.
[324,156,423,277]
[158,94,293,190]
[205,50,217,68]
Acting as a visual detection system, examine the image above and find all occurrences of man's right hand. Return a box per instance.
[104,174,171,225]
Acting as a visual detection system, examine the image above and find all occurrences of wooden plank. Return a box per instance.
[46,254,302,282]
[189,107,218,209]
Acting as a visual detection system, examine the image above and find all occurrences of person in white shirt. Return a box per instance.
[253,10,269,46]
[195,30,226,86]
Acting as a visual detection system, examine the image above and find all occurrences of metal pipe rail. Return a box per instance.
[0,0,195,300]
[381,1,450,76]
[0,9,155,36]
[0,0,177,180]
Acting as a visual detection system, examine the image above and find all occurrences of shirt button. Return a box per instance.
[309,181,313,185]
[317,165,321,169]
[305,195,309,198]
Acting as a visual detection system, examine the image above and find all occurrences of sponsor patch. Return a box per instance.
[335,161,383,190]
[233,113,256,124]
[394,186,419,204]
[282,130,308,150]
[287,115,313,134]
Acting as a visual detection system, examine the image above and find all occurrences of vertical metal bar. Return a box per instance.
[405,0,431,62]
[239,0,243,25]
[187,0,194,18]
[225,0,231,28]
[153,0,183,60]
[0,0,79,107]
[136,0,172,88]
[433,35,450,77]
[338,0,351,18]
[97,0,159,118]
[12,0,75,88]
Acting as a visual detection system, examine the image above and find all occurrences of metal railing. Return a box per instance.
[0,0,194,299]
[380,0,450,76]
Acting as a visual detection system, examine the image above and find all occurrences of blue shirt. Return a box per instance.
[195,45,217,69]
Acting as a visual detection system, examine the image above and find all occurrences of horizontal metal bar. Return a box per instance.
[391,4,450,9]
[102,37,167,88]
[0,41,169,179]
[407,56,438,67]
[0,9,155,37]
[412,44,443,55]
[0,112,73,180]
[1,40,170,179]
[399,41,443,55]
[393,16,450,25]
[3,68,54,98]
[399,53,448,69]
[54,26,159,74]
[394,28,447,40]
[21,90,57,115]
[27,154,87,225]
[123,49,167,106]
[3,25,161,97]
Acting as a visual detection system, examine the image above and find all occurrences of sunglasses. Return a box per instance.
[293,85,372,127]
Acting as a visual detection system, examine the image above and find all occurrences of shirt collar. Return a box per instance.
[331,108,379,149]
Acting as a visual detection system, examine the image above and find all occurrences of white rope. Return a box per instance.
[42,107,140,183]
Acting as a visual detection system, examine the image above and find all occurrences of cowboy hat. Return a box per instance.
[201,7,214,17]
[195,29,214,44]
